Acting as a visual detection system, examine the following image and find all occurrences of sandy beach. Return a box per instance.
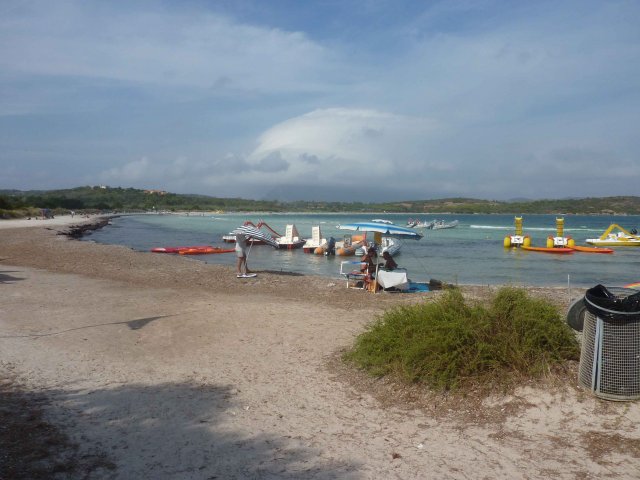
[1,217,639,479]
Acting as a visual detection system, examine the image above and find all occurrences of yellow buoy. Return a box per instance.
[523,236,531,247]
[504,236,511,248]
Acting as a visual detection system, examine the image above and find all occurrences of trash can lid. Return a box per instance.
[584,284,640,321]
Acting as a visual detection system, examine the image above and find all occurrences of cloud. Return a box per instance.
[253,152,290,173]
[0,0,341,113]
[248,108,437,182]
[2,1,640,200]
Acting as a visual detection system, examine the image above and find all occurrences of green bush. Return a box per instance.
[0,207,41,219]
[344,287,579,390]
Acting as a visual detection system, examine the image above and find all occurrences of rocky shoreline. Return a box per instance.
[58,216,116,239]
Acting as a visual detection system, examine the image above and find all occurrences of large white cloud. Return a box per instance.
[246,108,438,184]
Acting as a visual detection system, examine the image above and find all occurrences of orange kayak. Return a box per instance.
[178,246,235,255]
[151,245,209,253]
[569,245,614,254]
[521,246,574,254]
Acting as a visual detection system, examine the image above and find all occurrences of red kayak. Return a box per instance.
[151,245,210,254]
[178,247,235,255]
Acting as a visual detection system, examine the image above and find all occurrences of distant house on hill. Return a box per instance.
[144,190,167,196]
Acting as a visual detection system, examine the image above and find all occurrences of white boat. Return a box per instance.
[414,220,436,229]
[380,237,401,256]
[432,220,459,230]
[276,224,306,249]
[586,224,640,247]
[407,219,436,229]
[303,226,327,253]
[371,219,394,224]
[355,236,401,257]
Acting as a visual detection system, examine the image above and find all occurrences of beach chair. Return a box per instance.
[339,260,369,289]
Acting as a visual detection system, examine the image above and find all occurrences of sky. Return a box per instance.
[1,0,639,201]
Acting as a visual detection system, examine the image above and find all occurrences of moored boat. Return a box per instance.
[356,236,402,256]
[303,226,327,253]
[380,237,401,256]
[276,224,306,249]
[335,234,365,256]
[585,224,640,247]
[432,219,459,230]
[314,237,336,255]
[415,220,435,229]
[406,219,434,228]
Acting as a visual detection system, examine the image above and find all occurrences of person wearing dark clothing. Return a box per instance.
[382,251,398,271]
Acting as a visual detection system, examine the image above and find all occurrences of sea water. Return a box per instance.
[84,213,640,287]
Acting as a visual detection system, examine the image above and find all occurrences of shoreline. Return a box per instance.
[28,213,598,290]
[1,222,638,478]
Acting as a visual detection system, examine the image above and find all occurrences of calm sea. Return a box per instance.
[84,213,640,288]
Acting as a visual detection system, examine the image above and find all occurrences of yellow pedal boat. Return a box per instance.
[585,224,640,247]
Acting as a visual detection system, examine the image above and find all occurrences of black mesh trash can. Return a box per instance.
[578,285,640,401]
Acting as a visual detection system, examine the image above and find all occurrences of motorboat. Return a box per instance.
[276,224,306,249]
[380,237,401,256]
[335,234,366,256]
[432,220,459,230]
[371,219,394,224]
[303,226,327,253]
[355,236,401,257]
[414,220,436,229]
[407,219,436,229]
[585,224,640,247]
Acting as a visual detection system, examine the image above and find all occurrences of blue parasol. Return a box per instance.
[336,222,423,240]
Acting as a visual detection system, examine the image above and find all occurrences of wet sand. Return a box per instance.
[1,218,639,479]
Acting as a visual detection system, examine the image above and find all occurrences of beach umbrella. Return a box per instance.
[230,225,279,248]
[336,222,423,240]
[337,222,422,295]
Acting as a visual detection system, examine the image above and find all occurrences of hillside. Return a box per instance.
[1,186,640,215]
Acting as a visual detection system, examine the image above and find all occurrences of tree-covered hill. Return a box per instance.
[1,186,640,216]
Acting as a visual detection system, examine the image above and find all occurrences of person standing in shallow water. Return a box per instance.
[235,233,256,278]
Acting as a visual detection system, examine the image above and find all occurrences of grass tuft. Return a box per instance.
[344,287,580,391]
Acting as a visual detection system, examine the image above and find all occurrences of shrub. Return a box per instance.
[344,287,579,391]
